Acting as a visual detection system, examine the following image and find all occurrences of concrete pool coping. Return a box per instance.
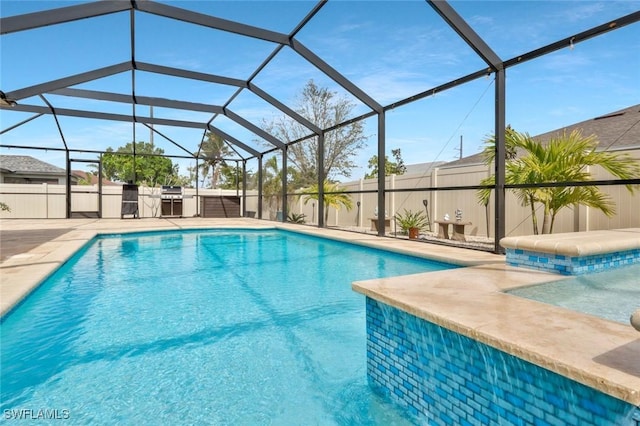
[1,219,638,406]
[500,228,640,257]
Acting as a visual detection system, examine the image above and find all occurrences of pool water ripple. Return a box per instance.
[507,263,640,324]
[1,229,453,424]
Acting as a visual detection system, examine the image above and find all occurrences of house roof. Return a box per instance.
[72,170,118,186]
[404,161,447,175]
[441,104,640,168]
[0,155,66,175]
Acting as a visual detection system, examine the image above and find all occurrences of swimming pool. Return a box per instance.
[506,263,640,324]
[1,229,455,424]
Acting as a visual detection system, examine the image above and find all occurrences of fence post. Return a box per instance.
[359,178,364,228]
[390,174,396,220]
[43,183,49,219]
[433,168,439,224]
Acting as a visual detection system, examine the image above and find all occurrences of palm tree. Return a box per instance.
[262,156,302,219]
[302,181,353,224]
[478,128,640,234]
[478,128,543,234]
[197,132,231,188]
[262,156,283,219]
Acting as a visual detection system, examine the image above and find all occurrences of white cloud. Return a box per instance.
[560,2,606,22]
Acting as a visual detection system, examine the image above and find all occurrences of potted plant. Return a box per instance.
[394,209,429,239]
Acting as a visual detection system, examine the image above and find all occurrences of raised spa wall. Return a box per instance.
[501,228,640,275]
[354,229,640,425]
[367,298,639,425]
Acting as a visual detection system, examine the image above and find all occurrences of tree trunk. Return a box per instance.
[211,166,220,189]
[549,211,557,234]
[541,204,552,234]
[529,194,539,235]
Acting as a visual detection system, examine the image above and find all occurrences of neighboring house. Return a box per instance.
[440,104,640,169]
[72,170,118,186]
[403,161,446,175]
[0,155,77,185]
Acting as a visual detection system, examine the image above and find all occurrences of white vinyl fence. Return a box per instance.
[0,184,259,220]
[2,150,638,238]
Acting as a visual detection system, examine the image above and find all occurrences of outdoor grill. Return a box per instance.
[160,185,183,217]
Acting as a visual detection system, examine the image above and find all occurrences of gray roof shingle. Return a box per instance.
[0,155,66,175]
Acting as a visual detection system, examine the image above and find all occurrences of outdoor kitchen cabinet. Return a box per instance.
[161,197,183,217]
[200,196,240,218]
[160,186,183,218]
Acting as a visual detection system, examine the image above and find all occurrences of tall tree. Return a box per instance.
[101,141,178,186]
[197,132,232,188]
[478,128,640,234]
[364,148,407,179]
[262,80,367,188]
[217,163,241,190]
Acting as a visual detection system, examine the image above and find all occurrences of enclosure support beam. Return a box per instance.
[377,112,386,237]
[53,88,224,114]
[248,83,321,134]
[317,132,325,228]
[140,123,194,157]
[427,0,502,70]
[242,160,247,217]
[282,147,288,222]
[257,156,263,220]
[195,158,200,217]
[290,39,383,114]
[0,113,45,135]
[136,1,289,45]
[206,124,260,157]
[6,62,131,101]
[136,61,246,88]
[494,69,506,254]
[0,1,130,35]
[65,153,71,219]
[224,108,286,149]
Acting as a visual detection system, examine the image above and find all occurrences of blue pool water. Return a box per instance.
[507,264,640,324]
[1,229,455,424]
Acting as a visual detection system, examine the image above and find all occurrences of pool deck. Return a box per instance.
[1,219,639,407]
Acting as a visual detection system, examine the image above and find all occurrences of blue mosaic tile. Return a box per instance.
[365,297,640,425]
[505,247,640,275]
[545,391,567,410]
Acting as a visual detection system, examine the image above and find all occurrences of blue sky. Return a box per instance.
[1,0,639,181]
